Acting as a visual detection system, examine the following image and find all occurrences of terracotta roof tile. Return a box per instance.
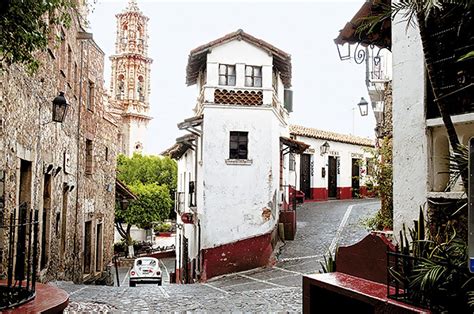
[290,125,374,147]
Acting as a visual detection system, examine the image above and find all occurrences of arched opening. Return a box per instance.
[432,134,449,192]
[138,75,144,101]
[117,74,125,99]
[121,23,128,45]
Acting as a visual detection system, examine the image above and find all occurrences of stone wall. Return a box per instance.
[0,8,119,283]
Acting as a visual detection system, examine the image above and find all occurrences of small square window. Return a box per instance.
[229,131,248,159]
[218,64,236,86]
[245,66,262,87]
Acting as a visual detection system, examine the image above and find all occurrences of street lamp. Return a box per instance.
[52,91,69,123]
[320,141,330,156]
[357,97,369,116]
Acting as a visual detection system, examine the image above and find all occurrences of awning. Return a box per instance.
[161,134,198,160]
[280,136,310,155]
[177,115,203,130]
[116,179,137,201]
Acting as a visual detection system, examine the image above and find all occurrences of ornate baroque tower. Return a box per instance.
[110,0,153,156]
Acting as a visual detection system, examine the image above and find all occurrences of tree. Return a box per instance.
[0,0,78,72]
[115,153,177,257]
[115,183,172,257]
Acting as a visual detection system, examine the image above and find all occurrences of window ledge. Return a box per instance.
[426,112,474,127]
[225,159,253,165]
[427,191,466,199]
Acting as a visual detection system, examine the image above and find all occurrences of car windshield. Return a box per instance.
[137,259,157,267]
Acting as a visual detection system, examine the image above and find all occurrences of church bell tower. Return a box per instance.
[110,0,153,156]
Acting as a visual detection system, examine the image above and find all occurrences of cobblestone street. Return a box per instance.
[56,199,379,312]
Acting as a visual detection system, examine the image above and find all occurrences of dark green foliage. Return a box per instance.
[0,0,77,72]
[391,210,473,312]
[115,154,177,252]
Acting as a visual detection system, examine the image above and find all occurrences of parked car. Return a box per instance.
[129,257,162,287]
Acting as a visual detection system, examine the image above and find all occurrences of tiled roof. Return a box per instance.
[186,29,292,88]
[334,0,391,50]
[290,125,374,147]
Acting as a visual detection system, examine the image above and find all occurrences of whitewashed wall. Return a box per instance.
[203,40,275,105]
[392,11,428,237]
[290,136,372,191]
[199,105,285,249]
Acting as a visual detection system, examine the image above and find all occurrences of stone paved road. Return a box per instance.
[57,199,379,312]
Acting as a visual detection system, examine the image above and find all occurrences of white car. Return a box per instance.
[129,257,162,287]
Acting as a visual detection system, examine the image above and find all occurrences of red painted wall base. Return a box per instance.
[311,188,328,201]
[359,186,374,198]
[201,231,275,281]
[337,187,352,200]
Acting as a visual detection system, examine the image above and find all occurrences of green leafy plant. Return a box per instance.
[361,137,393,230]
[390,208,474,312]
[155,222,172,233]
[0,0,76,72]
[444,143,469,192]
[319,249,337,274]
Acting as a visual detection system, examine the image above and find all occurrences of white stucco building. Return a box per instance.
[335,1,473,239]
[289,125,374,201]
[391,6,473,236]
[163,30,308,282]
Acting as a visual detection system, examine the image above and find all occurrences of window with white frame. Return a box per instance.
[218,64,236,86]
[245,66,262,87]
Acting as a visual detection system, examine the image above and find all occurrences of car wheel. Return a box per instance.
[129,281,136,287]
[158,281,162,286]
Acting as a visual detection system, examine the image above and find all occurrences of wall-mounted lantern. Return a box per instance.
[320,141,330,156]
[52,91,70,123]
[357,97,369,116]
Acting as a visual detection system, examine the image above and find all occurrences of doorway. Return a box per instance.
[328,156,337,198]
[84,221,92,274]
[352,159,360,198]
[41,173,52,270]
[95,223,103,272]
[300,154,311,199]
[16,160,32,281]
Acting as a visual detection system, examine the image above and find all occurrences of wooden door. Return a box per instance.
[328,156,337,198]
[300,154,311,199]
[352,159,360,198]
[84,221,92,274]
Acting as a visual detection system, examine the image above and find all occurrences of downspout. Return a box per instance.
[196,125,202,278]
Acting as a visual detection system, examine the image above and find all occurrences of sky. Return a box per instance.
[89,0,376,155]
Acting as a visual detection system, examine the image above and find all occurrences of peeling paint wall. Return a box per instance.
[174,38,290,280]
[201,106,283,249]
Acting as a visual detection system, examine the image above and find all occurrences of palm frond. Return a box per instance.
[444,144,468,191]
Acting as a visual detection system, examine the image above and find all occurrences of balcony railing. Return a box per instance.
[0,204,39,310]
